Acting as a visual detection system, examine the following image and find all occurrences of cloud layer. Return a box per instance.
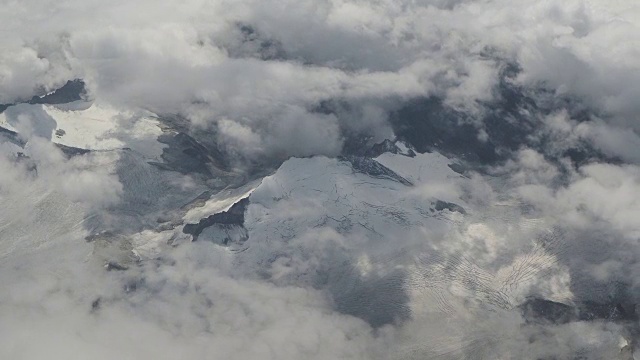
[2,0,640,359]
[2,0,637,161]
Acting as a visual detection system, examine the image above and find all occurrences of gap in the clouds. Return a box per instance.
[389,63,608,170]
[297,59,620,189]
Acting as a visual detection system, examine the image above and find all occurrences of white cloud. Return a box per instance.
[0,236,386,360]
[2,0,640,359]
[7,1,639,161]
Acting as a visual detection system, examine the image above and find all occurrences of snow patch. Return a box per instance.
[45,102,165,159]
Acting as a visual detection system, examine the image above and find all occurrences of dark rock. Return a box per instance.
[389,63,607,167]
[391,97,499,163]
[520,297,639,326]
[519,298,578,324]
[0,125,24,147]
[229,23,287,61]
[55,143,91,157]
[365,139,400,157]
[434,200,466,214]
[151,132,227,175]
[447,163,467,175]
[340,155,412,186]
[91,298,102,312]
[578,301,638,322]
[85,231,116,242]
[29,79,87,105]
[105,261,129,271]
[0,79,87,114]
[183,197,250,241]
[0,125,18,137]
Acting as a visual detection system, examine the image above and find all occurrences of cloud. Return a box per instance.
[0,241,383,360]
[2,0,640,359]
[0,0,537,159]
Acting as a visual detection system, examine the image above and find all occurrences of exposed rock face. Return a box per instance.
[183,197,250,245]
[150,132,228,176]
[519,298,578,325]
[340,155,413,186]
[29,80,87,105]
[0,79,87,113]
[390,68,606,167]
[433,200,466,214]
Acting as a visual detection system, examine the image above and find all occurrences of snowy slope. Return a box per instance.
[246,152,464,247]
[231,145,560,302]
[190,145,592,358]
[0,101,166,159]
[0,100,244,264]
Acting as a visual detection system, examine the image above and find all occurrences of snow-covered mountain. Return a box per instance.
[3,2,640,355]
[2,86,636,359]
